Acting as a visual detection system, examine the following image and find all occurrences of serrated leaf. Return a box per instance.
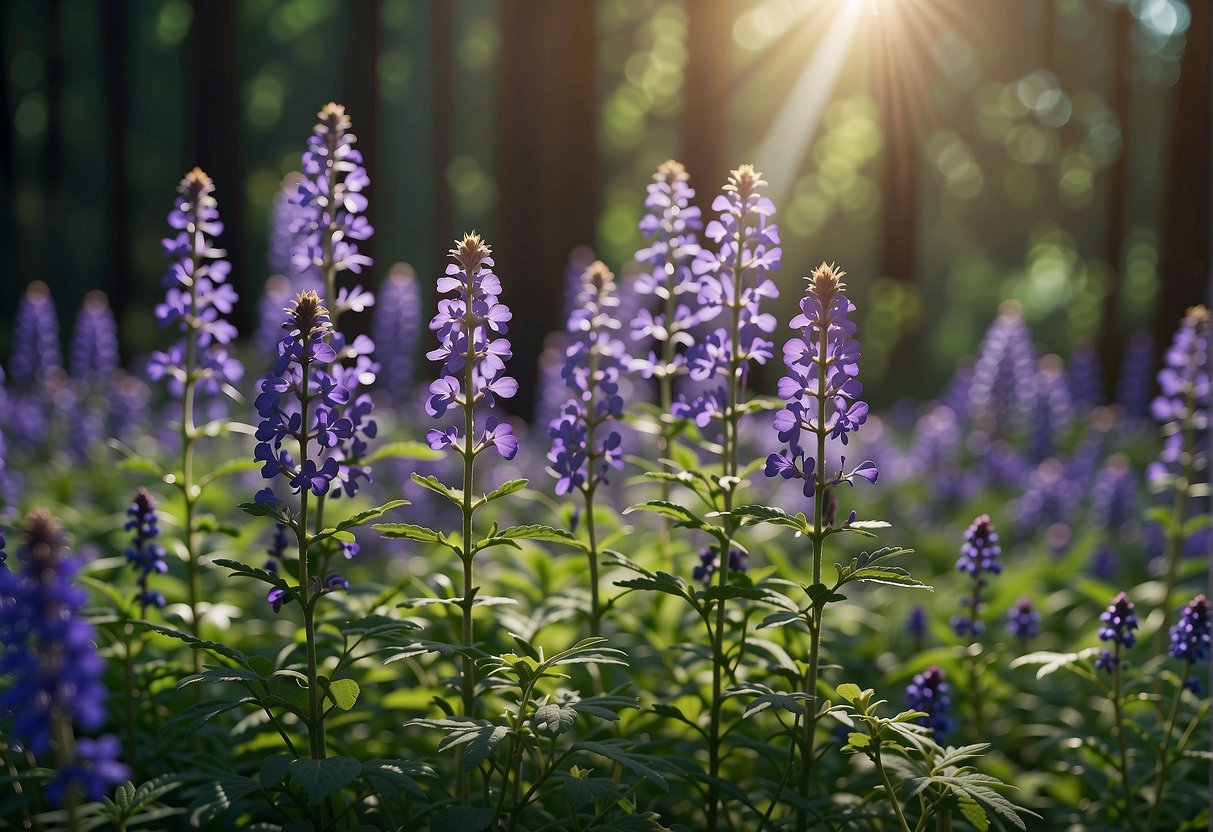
[179,666,264,688]
[958,794,990,831]
[325,678,360,711]
[534,703,579,737]
[574,740,668,792]
[411,473,465,508]
[316,500,410,541]
[758,610,804,629]
[482,478,528,503]
[360,759,428,798]
[564,775,622,807]
[287,757,360,804]
[238,501,284,520]
[410,719,509,769]
[847,733,871,749]
[374,523,458,551]
[187,777,261,826]
[711,504,814,535]
[725,683,811,718]
[212,558,292,592]
[138,622,252,670]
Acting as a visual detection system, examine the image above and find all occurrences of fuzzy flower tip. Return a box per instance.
[254,290,373,501]
[1095,591,1138,673]
[124,489,167,614]
[0,509,129,803]
[906,665,953,738]
[425,233,518,460]
[548,261,628,495]
[148,167,244,400]
[765,262,876,500]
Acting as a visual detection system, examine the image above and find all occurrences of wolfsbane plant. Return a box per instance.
[376,233,580,809]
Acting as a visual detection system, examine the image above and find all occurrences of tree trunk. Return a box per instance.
[1156,0,1210,344]
[681,0,730,211]
[431,1,454,267]
[104,0,130,332]
[190,0,243,330]
[1096,5,1133,394]
[496,0,598,417]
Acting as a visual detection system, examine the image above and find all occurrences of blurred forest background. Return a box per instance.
[0,0,1208,414]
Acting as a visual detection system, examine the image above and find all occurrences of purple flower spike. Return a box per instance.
[630,160,709,384]
[1007,597,1041,643]
[950,515,1001,639]
[124,489,168,616]
[151,169,244,402]
[905,665,952,738]
[1148,306,1209,488]
[679,165,780,431]
[0,509,130,803]
[547,261,628,496]
[766,262,875,504]
[1169,595,1210,665]
[427,233,518,460]
[1096,591,1139,672]
[254,291,371,501]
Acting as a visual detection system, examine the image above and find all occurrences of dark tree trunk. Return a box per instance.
[0,4,17,311]
[1096,5,1133,395]
[190,0,244,329]
[346,0,380,277]
[1156,0,1211,344]
[104,0,130,330]
[681,0,730,209]
[431,1,454,265]
[496,0,598,417]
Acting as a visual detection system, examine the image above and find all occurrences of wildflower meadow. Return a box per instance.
[0,2,1211,831]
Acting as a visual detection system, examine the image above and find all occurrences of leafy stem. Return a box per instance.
[1144,659,1192,831]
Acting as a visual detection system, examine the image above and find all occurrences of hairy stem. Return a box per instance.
[458,264,480,805]
[873,743,913,832]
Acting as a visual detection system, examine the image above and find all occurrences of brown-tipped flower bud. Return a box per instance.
[655,159,689,184]
[19,507,68,576]
[808,261,848,307]
[725,164,767,201]
[177,166,215,203]
[450,232,492,273]
[315,102,352,137]
[286,290,332,342]
[584,260,615,295]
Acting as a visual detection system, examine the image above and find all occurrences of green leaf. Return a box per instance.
[431,806,495,832]
[116,455,169,480]
[316,500,410,541]
[259,755,293,787]
[138,622,253,670]
[187,777,261,826]
[725,683,812,718]
[325,678,360,711]
[179,666,265,688]
[238,501,284,520]
[411,473,465,508]
[1009,648,1103,679]
[410,719,509,769]
[364,440,443,464]
[194,514,242,537]
[574,740,668,792]
[758,610,804,630]
[287,757,360,805]
[373,523,458,552]
[710,504,814,535]
[835,683,863,704]
[360,759,429,798]
[475,524,582,553]
[958,795,990,831]
[846,732,871,749]
[212,558,292,592]
[481,478,528,503]
[533,703,579,737]
[563,775,622,807]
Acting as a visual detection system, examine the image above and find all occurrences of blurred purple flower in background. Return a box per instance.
[905,665,953,738]
[0,509,129,803]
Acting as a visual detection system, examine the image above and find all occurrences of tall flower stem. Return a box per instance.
[457,249,481,806]
[706,194,747,832]
[1145,660,1192,831]
[181,221,204,685]
[1111,645,1140,831]
[797,305,830,832]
